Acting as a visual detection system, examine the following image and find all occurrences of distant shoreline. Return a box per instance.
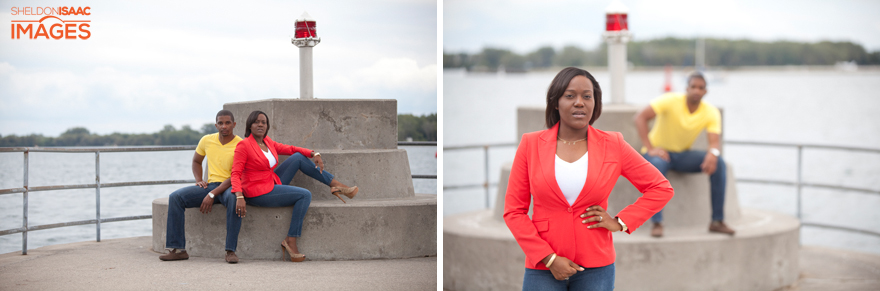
[449,65,880,74]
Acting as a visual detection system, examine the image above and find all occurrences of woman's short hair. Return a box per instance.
[545,67,603,128]
[244,110,270,138]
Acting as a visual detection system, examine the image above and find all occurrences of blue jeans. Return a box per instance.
[225,153,335,249]
[643,150,726,222]
[522,263,615,291]
[165,182,236,250]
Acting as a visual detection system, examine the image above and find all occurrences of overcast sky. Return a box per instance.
[444,0,880,54]
[0,0,437,136]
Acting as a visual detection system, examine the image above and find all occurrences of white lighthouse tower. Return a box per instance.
[291,11,321,99]
[602,0,631,104]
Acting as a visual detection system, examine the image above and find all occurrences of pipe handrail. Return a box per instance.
[1,141,437,254]
[442,140,880,239]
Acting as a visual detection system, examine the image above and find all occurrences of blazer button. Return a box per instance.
[567,207,572,213]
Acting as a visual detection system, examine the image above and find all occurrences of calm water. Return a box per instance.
[443,68,880,255]
[0,146,436,255]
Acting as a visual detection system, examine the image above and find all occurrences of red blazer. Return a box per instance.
[503,124,673,269]
[231,135,314,198]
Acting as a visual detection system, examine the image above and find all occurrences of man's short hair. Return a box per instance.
[686,71,706,86]
[216,110,234,123]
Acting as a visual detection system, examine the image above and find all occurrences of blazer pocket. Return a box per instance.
[533,220,549,232]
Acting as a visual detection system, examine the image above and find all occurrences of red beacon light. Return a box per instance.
[605,0,629,32]
[295,11,317,39]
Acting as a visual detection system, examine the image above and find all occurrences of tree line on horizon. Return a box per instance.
[443,37,880,72]
[0,114,438,147]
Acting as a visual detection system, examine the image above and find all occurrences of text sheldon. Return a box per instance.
[10,6,91,40]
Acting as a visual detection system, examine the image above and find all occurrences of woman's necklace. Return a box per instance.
[558,137,586,145]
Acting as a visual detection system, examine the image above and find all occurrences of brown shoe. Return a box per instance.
[225,251,239,264]
[709,221,735,235]
[651,223,663,238]
[159,249,189,261]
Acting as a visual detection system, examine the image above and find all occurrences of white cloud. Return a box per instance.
[353,58,437,92]
[0,0,437,136]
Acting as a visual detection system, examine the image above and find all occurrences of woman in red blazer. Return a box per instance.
[504,67,674,290]
[229,110,358,262]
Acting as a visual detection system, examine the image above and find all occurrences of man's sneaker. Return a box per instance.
[709,221,735,236]
[226,251,239,264]
[159,249,189,261]
[651,223,663,238]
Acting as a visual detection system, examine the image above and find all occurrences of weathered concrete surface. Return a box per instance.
[785,246,880,291]
[0,236,436,291]
[612,208,799,291]
[281,149,415,201]
[444,208,800,291]
[516,104,723,152]
[493,163,741,230]
[224,99,398,150]
[153,195,436,261]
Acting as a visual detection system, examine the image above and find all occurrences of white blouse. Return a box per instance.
[555,152,588,206]
[262,147,277,168]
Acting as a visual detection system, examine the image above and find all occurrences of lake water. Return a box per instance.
[0,146,436,255]
[443,68,880,255]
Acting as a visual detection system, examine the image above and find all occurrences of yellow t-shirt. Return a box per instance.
[645,93,721,153]
[195,133,243,183]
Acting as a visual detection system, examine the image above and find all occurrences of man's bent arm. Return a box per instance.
[707,132,721,153]
[634,106,657,150]
[210,178,232,195]
[192,152,206,182]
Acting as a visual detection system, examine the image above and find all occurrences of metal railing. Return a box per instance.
[444,140,880,238]
[399,141,439,179]
[443,142,517,207]
[0,141,437,255]
[724,140,880,238]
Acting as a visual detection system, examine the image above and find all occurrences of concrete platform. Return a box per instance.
[444,207,799,291]
[153,194,436,261]
[0,236,436,291]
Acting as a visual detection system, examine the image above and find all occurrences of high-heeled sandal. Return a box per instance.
[281,240,306,262]
[330,186,359,203]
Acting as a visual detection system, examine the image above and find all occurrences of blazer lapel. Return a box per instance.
[573,125,607,206]
[538,123,568,204]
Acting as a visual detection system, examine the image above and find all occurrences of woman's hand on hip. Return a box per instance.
[545,255,584,280]
[581,205,622,232]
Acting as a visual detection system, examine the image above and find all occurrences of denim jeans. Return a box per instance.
[522,263,615,291]
[225,153,334,250]
[643,150,727,222]
[164,182,235,250]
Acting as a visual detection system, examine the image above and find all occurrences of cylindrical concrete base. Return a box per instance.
[153,194,436,260]
[443,208,799,291]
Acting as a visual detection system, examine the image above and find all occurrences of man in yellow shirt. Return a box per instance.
[634,71,735,238]
[160,110,244,263]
